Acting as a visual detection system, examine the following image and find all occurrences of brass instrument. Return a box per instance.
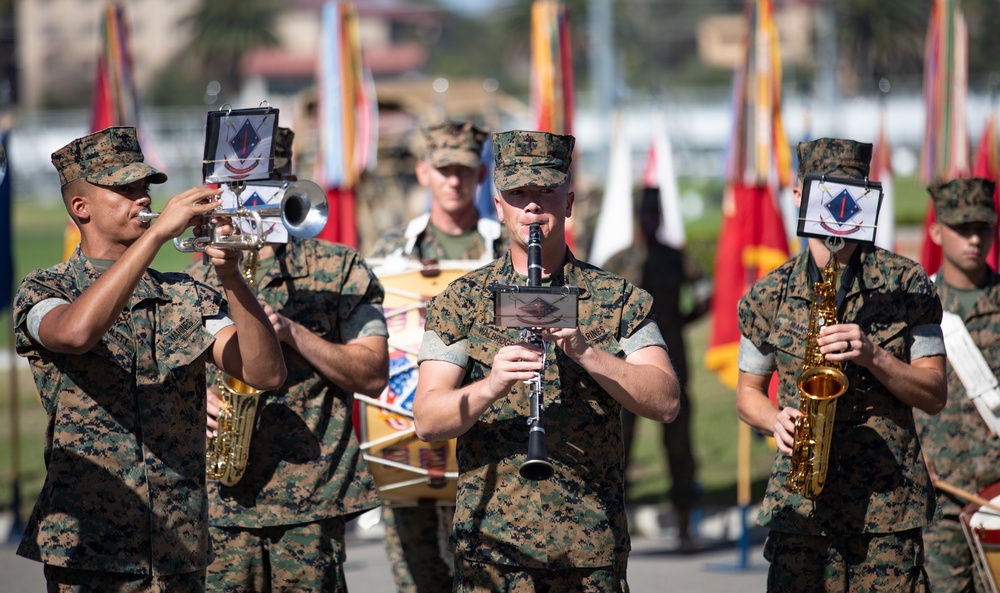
[787,236,849,499]
[138,179,328,252]
[205,247,265,486]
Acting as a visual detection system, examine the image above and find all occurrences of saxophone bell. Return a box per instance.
[207,374,263,486]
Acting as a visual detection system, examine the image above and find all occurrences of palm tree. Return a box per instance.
[181,0,281,97]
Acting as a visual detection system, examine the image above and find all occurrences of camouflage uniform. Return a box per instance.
[371,121,503,593]
[914,177,1000,593]
[418,249,657,589]
[14,126,225,591]
[185,236,386,592]
[14,249,225,577]
[738,138,945,592]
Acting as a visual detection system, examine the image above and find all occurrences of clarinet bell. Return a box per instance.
[521,430,554,481]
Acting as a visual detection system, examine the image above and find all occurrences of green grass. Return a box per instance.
[0,176,936,519]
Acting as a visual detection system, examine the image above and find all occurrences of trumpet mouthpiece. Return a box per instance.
[137,210,158,223]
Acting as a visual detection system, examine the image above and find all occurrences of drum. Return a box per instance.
[960,481,1000,593]
[355,258,480,506]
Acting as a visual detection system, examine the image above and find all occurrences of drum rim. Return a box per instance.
[961,481,1000,546]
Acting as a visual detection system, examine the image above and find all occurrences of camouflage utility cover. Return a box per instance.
[423,121,488,169]
[738,244,942,535]
[929,177,999,226]
[51,126,167,187]
[185,236,384,528]
[14,248,225,574]
[915,274,1000,517]
[915,274,1000,593]
[492,130,574,191]
[420,251,654,568]
[796,137,872,181]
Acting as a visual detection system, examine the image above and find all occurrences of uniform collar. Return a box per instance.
[787,243,884,303]
[70,247,168,303]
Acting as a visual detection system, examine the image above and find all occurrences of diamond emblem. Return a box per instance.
[230,119,261,161]
[519,297,558,320]
[826,188,861,224]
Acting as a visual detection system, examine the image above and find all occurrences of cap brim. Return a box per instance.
[494,168,567,192]
[938,212,999,226]
[429,151,482,169]
[86,162,167,186]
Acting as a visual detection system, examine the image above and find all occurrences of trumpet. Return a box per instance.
[139,179,328,252]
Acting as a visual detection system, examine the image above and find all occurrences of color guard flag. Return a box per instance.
[919,0,969,273]
[706,0,790,390]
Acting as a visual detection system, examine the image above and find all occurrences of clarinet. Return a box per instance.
[520,223,555,481]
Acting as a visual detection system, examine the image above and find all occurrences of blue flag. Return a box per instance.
[0,130,12,312]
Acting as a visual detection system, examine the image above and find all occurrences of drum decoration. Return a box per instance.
[961,481,1000,593]
[355,259,478,505]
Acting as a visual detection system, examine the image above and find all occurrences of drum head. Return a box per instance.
[356,259,479,504]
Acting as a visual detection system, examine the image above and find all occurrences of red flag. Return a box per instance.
[706,184,788,389]
[707,0,790,390]
[972,113,1000,270]
[316,187,358,247]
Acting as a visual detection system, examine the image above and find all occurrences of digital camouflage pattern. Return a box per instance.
[738,244,942,537]
[914,273,1000,593]
[492,130,574,191]
[796,138,873,181]
[207,518,348,592]
[423,121,488,169]
[453,557,628,593]
[762,529,929,591]
[51,126,167,187]
[421,250,654,569]
[929,177,999,226]
[183,236,384,530]
[14,248,225,574]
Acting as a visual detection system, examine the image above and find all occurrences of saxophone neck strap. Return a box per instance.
[941,310,1000,438]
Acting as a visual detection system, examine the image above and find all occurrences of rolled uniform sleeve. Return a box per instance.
[418,332,469,367]
[909,323,945,360]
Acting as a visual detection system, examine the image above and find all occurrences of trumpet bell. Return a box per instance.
[279,180,329,239]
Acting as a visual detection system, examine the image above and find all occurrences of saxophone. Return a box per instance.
[206,250,265,486]
[787,237,849,499]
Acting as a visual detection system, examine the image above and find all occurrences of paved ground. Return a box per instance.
[0,505,770,592]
